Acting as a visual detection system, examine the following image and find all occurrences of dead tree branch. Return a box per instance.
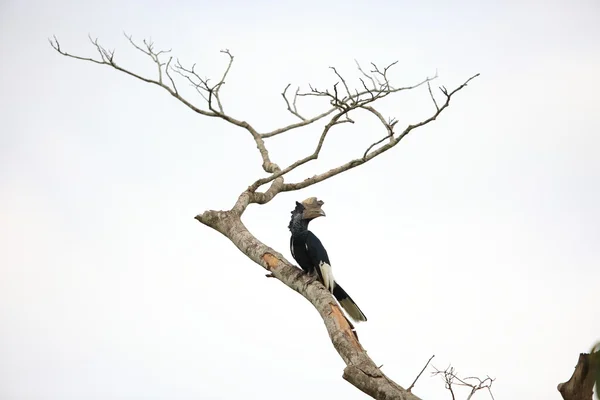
[356,60,378,91]
[281,84,305,120]
[49,34,209,115]
[51,34,480,400]
[407,355,435,393]
[249,67,473,204]
[432,365,495,400]
[171,48,233,114]
[193,210,421,400]
[273,73,479,194]
[49,35,280,174]
[261,107,336,138]
[558,350,600,400]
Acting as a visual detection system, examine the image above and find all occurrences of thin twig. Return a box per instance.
[432,364,495,400]
[355,59,377,90]
[427,80,439,111]
[361,105,396,159]
[330,66,352,102]
[407,355,435,392]
[261,108,335,138]
[281,84,306,121]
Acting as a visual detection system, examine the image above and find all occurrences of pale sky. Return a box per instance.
[1,0,599,399]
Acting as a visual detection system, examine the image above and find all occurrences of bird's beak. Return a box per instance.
[300,197,326,220]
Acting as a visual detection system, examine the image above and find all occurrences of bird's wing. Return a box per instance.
[305,231,330,265]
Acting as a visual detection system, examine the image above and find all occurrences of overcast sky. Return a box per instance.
[1,0,599,399]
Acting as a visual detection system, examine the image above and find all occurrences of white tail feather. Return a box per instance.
[318,261,335,292]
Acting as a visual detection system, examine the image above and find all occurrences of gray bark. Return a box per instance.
[558,352,599,400]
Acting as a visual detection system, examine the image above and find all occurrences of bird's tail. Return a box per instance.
[333,283,367,323]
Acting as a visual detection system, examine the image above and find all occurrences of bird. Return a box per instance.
[288,197,367,323]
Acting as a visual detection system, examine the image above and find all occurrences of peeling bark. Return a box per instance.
[558,351,599,400]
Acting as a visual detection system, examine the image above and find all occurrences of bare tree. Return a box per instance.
[50,33,480,399]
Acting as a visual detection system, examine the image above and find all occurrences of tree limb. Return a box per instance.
[194,210,421,400]
[49,36,282,173]
[281,84,305,120]
[49,35,213,117]
[260,107,336,138]
[558,351,600,400]
[249,110,351,192]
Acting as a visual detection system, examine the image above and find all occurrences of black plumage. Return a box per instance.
[288,197,367,323]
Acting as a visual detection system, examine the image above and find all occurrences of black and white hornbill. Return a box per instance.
[288,197,367,323]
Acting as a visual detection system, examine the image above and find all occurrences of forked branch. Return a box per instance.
[281,84,305,120]
[49,35,281,173]
[275,73,479,193]
[432,365,495,400]
[49,34,210,117]
[250,66,469,201]
[171,49,233,114]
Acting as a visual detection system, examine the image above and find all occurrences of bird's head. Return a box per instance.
[289,197,326,232]
[292,197,326,220]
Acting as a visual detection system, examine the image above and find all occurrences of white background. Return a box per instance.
[1,0,599,399]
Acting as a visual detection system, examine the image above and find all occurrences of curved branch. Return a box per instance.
[280,84,305,121]
[194,210,421,400]
[361,105,396,158]
[249,110,348,191]
[261,108,336,138]
[213,49,234,113]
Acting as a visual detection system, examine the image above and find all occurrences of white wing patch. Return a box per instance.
[318,261,335,293]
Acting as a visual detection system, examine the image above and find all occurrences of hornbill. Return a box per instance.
[288,197,367,322]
